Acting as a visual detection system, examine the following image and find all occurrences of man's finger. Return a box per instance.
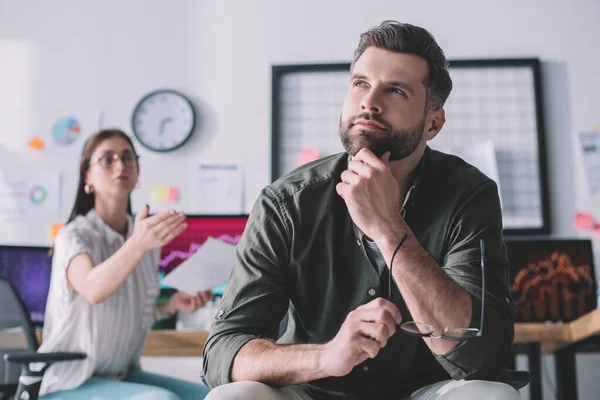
[347,160,372,177]
[359,298,403,325]
[354,148,385,168]
[355,336,381,359]
[336,182,349,199]
[340,170,360,185]
[357,321,390,347]
[355,309,397,338]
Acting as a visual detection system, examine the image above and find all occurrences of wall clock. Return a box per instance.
[131,89,195,152]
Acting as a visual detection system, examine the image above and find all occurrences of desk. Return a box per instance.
[142,309,600,400]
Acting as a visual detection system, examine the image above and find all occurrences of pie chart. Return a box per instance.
[52,117,81,146]
[29,185,47,204]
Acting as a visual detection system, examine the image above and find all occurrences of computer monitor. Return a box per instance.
[506,238,597,323]
[0,245,53,326]
[159,215,249,280]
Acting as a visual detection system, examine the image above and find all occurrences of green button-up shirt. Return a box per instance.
[202,147,514,399]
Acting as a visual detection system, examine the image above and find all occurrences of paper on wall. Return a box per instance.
[578,131,600,196]
[195,164,243,214]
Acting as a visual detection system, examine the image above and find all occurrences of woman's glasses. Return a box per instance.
[389,237,485,342]
[90,152,139,169]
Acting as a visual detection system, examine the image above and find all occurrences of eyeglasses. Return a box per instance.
[390,237,485,341]
[90,152,139,169]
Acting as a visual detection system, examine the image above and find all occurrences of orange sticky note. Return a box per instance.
[49,223,65,241]
[28,137,46,150]
[298,149,320,166]
[574,213,595,230]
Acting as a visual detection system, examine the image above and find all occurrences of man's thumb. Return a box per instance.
[136,204,149,221]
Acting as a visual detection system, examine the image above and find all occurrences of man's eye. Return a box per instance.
[391,88,406,96]
[353,80,367,87]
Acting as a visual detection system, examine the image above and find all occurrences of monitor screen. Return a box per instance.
[159,215,248,282]
[506,238,597,323]
[0,245,52,326]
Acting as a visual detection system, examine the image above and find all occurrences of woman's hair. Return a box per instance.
[66,129,139,224]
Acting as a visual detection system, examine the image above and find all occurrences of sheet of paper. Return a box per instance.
[161,237,237,293]
[0,170,61,220]
[578,131,600,196]
[434,141,503,207]
[195,164,243,214]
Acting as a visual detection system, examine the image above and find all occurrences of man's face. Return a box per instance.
[339,47,430,161]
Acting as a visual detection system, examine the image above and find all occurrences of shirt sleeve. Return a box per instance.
[52,225,94,302]
[434,180,515,381]
[202,187,292,388]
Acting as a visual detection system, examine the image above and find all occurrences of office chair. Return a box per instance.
[0,276,85,400]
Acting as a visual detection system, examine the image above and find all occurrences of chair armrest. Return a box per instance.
[4,350,86,365]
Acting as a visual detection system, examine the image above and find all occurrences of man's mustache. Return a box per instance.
[351,113,391,131]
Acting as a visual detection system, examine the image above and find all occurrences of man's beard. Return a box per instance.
[339,113,426,161]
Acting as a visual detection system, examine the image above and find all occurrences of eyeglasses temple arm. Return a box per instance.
[479,239,485,336]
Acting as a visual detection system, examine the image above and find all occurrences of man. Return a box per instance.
[203,21,518,400]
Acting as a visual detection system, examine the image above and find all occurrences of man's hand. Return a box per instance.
[320,298,402,377]
[335,148,403,242]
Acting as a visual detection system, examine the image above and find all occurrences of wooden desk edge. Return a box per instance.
[29,311,600,357]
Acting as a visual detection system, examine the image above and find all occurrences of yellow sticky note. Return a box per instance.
[28,137,46,150]
[298,149,320,166]
[49,223,65,241]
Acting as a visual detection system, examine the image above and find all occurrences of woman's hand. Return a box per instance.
[166,290,213,313]
[132,205,187,252]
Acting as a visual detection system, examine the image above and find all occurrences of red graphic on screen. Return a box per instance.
[159,216,248,275]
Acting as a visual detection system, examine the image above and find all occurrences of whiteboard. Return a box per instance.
[271,59,550,235]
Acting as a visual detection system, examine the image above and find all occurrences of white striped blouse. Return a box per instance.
[38,210,161,395]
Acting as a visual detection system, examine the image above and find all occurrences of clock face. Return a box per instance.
[131,89,195,152]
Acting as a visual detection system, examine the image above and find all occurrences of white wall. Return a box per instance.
[1,0,599,399]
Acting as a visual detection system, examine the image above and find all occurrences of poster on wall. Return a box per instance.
[578,130,600,196]
[195,164,244,214]
[0,170,61,220]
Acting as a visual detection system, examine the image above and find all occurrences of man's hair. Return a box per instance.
[351,20,453,110]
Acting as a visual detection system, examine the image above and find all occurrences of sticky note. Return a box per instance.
[596,224,600,237]
[298,149,320,166]
[574,212,595,230]
[28,137,46,150]
[49,223,65,241]
[168,186,179,202]
[152,185,179,203]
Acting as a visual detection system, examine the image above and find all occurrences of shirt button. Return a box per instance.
[217,310,224,318]
[505,297,510,304]
[368,288,376,296]
[357,238,362,246]
[363,365,369,372]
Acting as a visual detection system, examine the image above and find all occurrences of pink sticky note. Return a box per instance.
[595,224,600,237]
[574,213,595,230]
[168,186,180,202]
[298,149,320,166]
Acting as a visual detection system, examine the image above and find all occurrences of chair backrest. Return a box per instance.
[0,276,39,387]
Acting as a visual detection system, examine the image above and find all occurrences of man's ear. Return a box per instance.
[423,108,446,142]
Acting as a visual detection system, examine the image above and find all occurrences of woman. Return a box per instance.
[39,129,211,399]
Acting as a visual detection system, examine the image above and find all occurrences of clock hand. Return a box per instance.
[158,117,174,135]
